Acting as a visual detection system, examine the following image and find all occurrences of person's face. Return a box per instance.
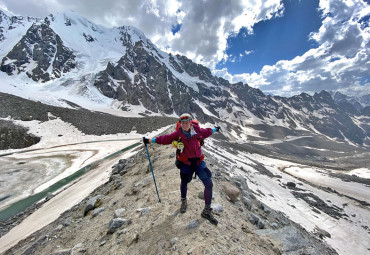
[180,120,191,131]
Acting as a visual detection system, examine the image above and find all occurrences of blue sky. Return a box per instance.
[218,0,322,74]
[1,0,369,97]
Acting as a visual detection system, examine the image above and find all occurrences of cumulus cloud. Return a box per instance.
[0,0,282,67]
[1,0,369,97]
[215,0,370,97]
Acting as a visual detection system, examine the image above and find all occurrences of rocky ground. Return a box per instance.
[2,128,337,255]
[0,92,177,147]
[0,119,40,150]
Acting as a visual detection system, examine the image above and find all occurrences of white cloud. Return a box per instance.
[1,0,369,97]
[215,0,370,97]
[0,0,283,68]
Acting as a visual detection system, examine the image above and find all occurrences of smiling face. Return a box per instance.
[180,120,191,132]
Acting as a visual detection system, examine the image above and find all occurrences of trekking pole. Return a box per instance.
[143,137,161,203]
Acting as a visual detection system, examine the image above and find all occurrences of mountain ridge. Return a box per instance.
[0,9,369,146]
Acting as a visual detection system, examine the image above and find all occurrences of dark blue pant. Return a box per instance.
[180,161,213,205]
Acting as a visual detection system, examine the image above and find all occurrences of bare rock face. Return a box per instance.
[0,18,76,82]
[222,182,240,203]
[0,119,40,150]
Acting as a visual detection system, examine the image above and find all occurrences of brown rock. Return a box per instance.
[222,182,240,202]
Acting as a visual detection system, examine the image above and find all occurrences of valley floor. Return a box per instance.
[0,121,368,254]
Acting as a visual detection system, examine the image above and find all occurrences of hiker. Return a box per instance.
[143,113,220,225]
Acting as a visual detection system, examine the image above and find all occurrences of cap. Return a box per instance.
[179,113,192,122]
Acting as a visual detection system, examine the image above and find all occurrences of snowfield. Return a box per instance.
[204,138,370,255]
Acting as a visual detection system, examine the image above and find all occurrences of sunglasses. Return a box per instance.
[179,115,191,121]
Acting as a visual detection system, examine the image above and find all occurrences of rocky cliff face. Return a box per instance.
[1,17,76,82]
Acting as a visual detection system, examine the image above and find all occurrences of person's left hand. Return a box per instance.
[214,126,221,132]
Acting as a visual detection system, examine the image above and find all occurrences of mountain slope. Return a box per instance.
[0,134,337,255]
[0,9,369,146]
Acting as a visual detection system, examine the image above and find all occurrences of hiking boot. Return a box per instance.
[180,198,187,213]
[201,205,218,225]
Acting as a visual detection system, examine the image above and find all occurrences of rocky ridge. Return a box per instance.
[2,129,337,255]
[0,16,76,82]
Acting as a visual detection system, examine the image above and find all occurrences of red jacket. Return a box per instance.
[154,122,213,162]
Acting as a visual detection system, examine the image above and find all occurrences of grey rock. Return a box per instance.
[55,224,63,231]
[21,235,48,255]
[71,243,84,254]
[242,196,252,210]
[84,195,102,216]
[211,203,224,214]
[198,191,204,200]
[92,207,105,217]
[114,208,126,218]
[249,214,260,225]
[108,218,127,234]
[186,220,200,230]
[257,220,265,229]
[271,223,279,229]
[170,237,178,246]
[109,174,121,182]
[260,203,271,214]
[134,176,153,189]
[137,207,151,216]
[52,249,71,255]
[63,218,72,226]
[287,182,296,189]
[256,225,331,255]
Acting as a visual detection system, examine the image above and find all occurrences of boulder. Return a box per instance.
[242,196,252,210]
[108,218,127,234]
[84,195,102,216]
[222,182,240,202]
[286,182,296,189]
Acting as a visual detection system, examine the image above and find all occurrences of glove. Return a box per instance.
[215,126,221,132]
[143,137,150,145]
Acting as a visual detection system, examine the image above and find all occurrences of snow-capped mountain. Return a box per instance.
[0,9,369,146]
[330,91,370,110]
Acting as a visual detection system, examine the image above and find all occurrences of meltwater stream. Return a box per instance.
[0,142,140,221]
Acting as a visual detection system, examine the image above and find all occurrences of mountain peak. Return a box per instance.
[0,7,14,18]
